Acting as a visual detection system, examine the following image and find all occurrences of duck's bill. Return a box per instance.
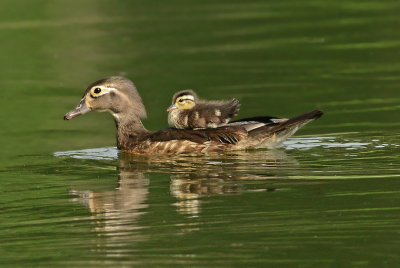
[64,99,91,120]
[166,104,177,112]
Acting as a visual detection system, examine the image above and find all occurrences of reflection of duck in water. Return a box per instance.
[69,149,297,220]
[64,77,323,154]
[168,150,296,216]
[70,158,149,243]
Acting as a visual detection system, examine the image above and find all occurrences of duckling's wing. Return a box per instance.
[195,99,240,126]
[220,98,240,119]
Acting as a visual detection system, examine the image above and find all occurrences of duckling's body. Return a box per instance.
[167,90,240,129]
[64,77,323,155]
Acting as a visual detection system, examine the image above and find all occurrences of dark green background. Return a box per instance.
[1,0,399,266]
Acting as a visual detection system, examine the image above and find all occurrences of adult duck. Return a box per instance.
[64,77,323,154]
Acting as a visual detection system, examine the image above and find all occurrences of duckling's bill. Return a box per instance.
[167,104,177,112]
[64,98,91,120]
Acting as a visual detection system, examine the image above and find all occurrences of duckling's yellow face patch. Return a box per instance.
[175,95,196,110]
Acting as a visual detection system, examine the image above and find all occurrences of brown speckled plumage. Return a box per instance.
[64,77,323,155]
[168,90,240,129]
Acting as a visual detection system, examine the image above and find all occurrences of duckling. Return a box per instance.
[64,77,323,155]
[167,90,240,129]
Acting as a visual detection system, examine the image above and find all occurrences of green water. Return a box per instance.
[1,0,400,266]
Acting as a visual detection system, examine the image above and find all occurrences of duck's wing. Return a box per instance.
[147,126,247,145]
[231,116,287,124]
[130,126,247,154]
[229,116,288,131]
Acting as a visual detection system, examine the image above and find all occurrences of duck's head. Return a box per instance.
[167,90,198,112]
[64,76,147,121]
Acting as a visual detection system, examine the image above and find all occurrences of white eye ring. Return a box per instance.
[90,86,114,97]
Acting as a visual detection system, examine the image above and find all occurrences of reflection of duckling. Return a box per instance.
[64,76,323,154]
[167,90,240,129]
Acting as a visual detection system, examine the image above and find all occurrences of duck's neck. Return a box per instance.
[112,111,148,150]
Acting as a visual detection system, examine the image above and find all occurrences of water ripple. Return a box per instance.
[284,136,370,150]
[53,135,396,160]
[54,147,118,160]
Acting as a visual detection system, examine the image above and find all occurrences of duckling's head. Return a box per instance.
[64,76,147,120]
[167,90,198,111]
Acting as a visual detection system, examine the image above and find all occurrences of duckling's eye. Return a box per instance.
[178,99,184,103]
[94,88,101,94]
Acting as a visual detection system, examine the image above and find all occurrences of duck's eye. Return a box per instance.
[178,99,184,103]
[94,88,101,94]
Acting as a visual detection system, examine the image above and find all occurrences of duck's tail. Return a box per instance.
[234,110,323,149]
